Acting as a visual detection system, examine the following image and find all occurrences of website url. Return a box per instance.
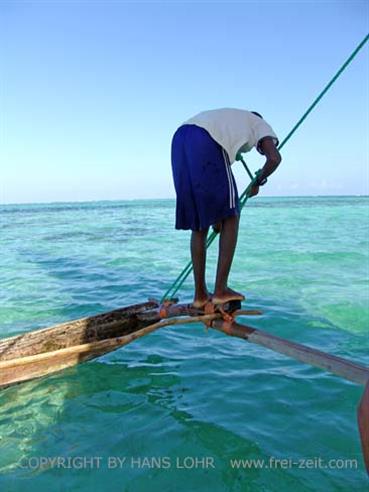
[229,457,358,470]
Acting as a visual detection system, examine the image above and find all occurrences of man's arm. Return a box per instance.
[257,136,282,181]
[249,137,281,197]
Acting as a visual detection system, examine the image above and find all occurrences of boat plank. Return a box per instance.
[0,301,158,361]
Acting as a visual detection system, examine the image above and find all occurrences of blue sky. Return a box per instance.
[1,1,368,203]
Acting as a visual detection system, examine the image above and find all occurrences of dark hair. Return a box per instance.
[251,111,263,119]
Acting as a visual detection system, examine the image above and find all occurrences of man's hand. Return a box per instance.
[249,184,259,197]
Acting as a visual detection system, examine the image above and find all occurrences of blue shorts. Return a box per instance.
[171,124,240,231]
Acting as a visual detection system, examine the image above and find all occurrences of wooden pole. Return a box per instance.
[358,382,369,474]
[210,319,369,385]
[210,319,369,475]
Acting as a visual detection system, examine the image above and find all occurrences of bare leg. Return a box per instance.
[213,215,244,304]
[191,228,210,307]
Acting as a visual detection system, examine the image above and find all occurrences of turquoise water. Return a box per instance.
[0,196,368,491]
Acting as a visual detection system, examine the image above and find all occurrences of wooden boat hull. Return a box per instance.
[0,301,162,388]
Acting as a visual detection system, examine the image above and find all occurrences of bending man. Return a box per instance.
[171,108,281,308]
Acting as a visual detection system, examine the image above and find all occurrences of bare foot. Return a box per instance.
[192,292,213,309]
[212,287,245,305]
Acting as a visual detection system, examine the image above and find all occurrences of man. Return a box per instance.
[171,108,281,308]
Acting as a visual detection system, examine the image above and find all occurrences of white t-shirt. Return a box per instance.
[183,108,279,164]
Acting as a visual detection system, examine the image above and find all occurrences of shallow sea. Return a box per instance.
[0,196,368,491]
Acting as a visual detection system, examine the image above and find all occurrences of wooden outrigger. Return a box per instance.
[0,299,368,474]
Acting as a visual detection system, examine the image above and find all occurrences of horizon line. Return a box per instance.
[1,194,368,207]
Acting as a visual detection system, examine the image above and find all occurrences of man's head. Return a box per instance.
[251,111,263,119]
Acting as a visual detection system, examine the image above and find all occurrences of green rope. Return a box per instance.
[161,33,369,303]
